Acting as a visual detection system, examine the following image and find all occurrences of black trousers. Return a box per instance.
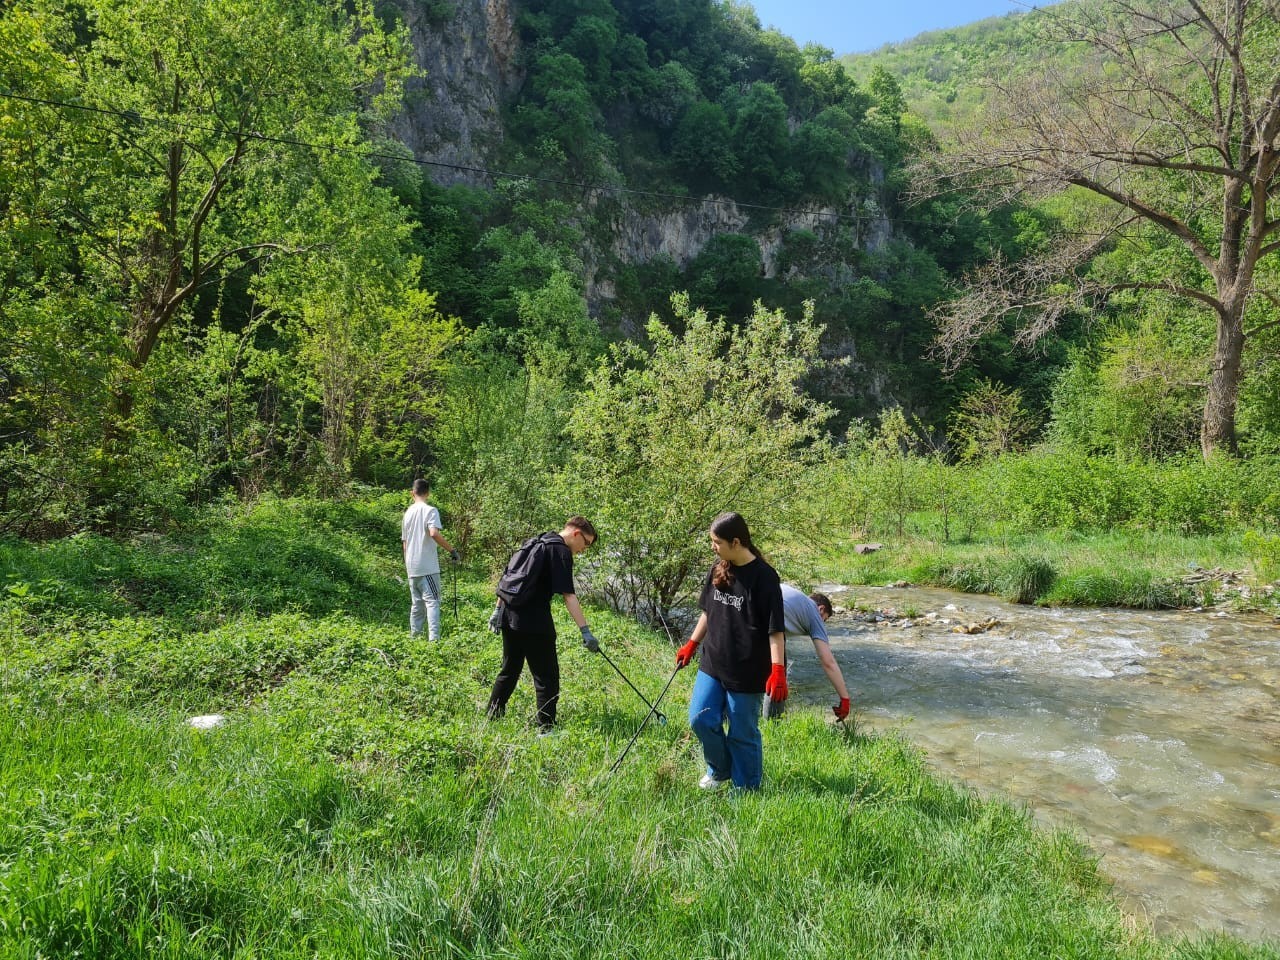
[488,625,560,728]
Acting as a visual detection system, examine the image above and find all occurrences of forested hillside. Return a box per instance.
[4,0,1280,544]
[2,0,1046,535]
[842,9,1048,133]
[398,0,1038,421]
[851,0,1280,462]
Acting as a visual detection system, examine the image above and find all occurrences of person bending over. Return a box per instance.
[486,517,599,735]
[768,585,851,722]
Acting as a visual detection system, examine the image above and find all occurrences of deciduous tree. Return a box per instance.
[0,0,416,523]
[561,295,832,622]
[917,0,1280,457]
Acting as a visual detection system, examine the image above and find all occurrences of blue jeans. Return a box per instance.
[688,669,764,789]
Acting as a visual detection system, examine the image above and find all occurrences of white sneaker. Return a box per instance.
[698,773,730,790]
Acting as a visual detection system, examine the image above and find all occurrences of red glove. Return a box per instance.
[675,639,700,668]
[833,697,851,721]
[764,663,788,702]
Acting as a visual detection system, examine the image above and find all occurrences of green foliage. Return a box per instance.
[986,451,1277,535]
[1242,531,1280,583]
[843,9,1046,134]
[509,0,887,206]
[671,101,739,189]
[832,438,1280,562]
[427,335,573,558]
[561,296,833,620]
[684,232,764,320]
[846,408,939,539]
[0,0,420,532]
[1049,313,1207,459]
[912,552,1057,604]
[730,82,792,196]
[1042,568,1189,609]
[0,496,1256,959]
[949,379,1036,461]
[509,51,612,175]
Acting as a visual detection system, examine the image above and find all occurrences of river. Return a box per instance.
[793,585,1280,943]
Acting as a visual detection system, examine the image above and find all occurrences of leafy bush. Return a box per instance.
[1243,530,1280,583]
[847,408,937,539]
[561,295,833,621]
[428,339,574,562]
[998,554,1056,604]
[982,449,1280,535]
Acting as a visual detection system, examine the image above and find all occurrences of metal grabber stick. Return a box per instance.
[609,664,681,775]
[598,647,667,725]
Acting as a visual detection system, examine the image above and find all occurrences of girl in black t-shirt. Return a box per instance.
[674,512,787,790]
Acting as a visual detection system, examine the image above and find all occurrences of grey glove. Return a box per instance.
[449,548,461,563]
[488,603,502,634]
[580,624,599,653]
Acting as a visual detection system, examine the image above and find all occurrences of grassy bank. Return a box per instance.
[792,528,1277,611]
[2,497,1275,958]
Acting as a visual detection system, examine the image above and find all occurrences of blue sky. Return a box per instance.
[743,0,1050,54]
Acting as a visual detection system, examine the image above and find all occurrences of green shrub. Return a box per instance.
[561,297,832,620]
[997,554,1057,604]
[1243,530,1280,582]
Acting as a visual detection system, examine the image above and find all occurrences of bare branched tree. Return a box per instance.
[914,0,1280,457]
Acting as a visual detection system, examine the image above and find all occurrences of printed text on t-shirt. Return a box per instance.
[712,587,744,611]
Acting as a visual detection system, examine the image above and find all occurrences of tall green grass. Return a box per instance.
[1,498,1275,958]
[803,529,1252,609]
[806,445,1280,609]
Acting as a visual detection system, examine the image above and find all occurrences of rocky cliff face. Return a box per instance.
[584,192,893,308]
[392,0,898,384]
[388,0,521,188]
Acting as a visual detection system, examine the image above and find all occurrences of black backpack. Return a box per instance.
[495,533,560,608]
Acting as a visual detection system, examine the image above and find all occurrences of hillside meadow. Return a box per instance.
[2,495,1276,959]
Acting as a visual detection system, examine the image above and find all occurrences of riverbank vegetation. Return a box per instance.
[5,498,1277,959]
[793,432,1280,610]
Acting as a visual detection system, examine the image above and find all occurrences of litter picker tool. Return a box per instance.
[609,663,680,775]
[599,647,667,725]
[452,556,459,624]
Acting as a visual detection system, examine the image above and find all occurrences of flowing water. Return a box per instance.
[790,585,1280,942]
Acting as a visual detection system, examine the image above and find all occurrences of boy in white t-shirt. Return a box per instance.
[402,479,459,640]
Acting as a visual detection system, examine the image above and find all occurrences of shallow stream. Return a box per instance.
[792,585,1279,942]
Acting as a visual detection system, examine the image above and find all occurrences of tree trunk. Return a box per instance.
[1200,305,1246,458]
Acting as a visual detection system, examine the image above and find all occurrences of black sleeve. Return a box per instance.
[546,542,576,596]
[764,567,784,635]
[698,565,714,612]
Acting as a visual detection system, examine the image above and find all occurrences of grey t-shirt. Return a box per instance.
[781,583,828,643]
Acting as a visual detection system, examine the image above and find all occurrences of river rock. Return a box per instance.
[1124,835,1180,859]
[952,618,1001,635]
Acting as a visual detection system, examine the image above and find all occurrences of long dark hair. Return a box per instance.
[710,511,762,588]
